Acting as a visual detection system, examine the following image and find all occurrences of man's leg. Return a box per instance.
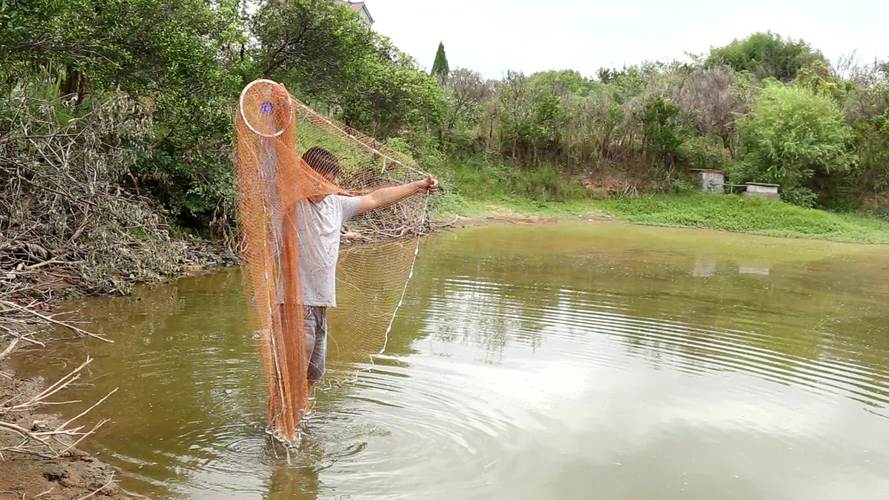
[303,306,318,395]
[306,306,328,391]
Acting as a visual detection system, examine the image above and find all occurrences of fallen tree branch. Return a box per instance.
[56,387,118,433]
[0,337,19,361]
[0,300,112,343]
[0,367,119,458]
[2,357,92,411]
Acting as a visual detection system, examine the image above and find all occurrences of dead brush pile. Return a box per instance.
[0,87,188,458]
[0,88,186,303]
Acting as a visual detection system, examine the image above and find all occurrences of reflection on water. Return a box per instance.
[12,222,889,499]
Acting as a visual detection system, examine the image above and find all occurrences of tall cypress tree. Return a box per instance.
[431,41,449,84]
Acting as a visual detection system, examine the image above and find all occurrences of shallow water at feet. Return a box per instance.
[13,222,889,499]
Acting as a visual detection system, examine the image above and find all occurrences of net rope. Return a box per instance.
[235,80,429,444]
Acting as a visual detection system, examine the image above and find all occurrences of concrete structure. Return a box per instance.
[744,182,780,199]
[692,169,725,193]
[338,1,374,27]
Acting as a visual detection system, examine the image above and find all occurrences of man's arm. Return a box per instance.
[355,175,438,215]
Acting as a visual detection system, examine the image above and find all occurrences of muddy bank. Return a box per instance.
[433,212,585,230]
[0,369,120,499]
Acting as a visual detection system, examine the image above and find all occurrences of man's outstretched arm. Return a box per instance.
[356,175,438,215]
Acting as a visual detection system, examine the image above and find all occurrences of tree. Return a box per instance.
[337,36,446,141]
[668,66,748,148]
[736,83,857,205]
[251,3,444,144]
[497,71,534,162]
[0,0,241,100]
[0,0,247,226]
[707,32,825,82]
[838,62,889,209]
[250,0,373,101]
[529,70,589,96]
[640,96,685,170]
[431,41,449,84]
[441,68,491,151]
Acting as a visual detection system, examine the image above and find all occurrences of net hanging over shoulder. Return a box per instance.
[235,79,428,444]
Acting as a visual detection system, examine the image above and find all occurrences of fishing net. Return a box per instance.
[235,79,428,444]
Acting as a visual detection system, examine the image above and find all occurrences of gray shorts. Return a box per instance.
[303,305,328,382]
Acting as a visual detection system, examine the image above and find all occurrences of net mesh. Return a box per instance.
[235,80,428,443]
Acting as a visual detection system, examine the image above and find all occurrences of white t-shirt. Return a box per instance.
[294,194,361,307]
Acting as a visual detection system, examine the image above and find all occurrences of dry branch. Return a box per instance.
[0,337,19,361]
[1,357,118,459]
[0,300,112,343]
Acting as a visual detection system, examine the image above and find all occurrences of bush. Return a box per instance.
[435,156,588,205]
[780,186,818,208]
[851,111,889,198]
[509,163,588,202]
[681,135,729,170]
[640,96,686,170]
[736,83,857,205]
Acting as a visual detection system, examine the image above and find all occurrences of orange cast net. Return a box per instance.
[235,80,428,444]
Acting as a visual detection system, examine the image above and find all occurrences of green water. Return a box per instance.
[13,222,889,499]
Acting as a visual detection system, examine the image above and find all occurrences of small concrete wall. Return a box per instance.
[744,183,780,199]
[696,170,724,193]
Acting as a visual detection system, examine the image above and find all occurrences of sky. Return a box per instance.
[369,0,889,79]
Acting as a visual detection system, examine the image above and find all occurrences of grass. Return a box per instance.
[598,193,889,244]
[431,156,889,244]
[430,156,596,219]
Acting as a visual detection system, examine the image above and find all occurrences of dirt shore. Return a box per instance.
[434,210,591,230]
[0,370,121,499]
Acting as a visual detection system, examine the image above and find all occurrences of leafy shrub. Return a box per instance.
[853,112,889,192]
[736,83,857,205]
[509,163,588,202]
[435,157,588,204]
[681,135,729,170]
[640,96,686,170]
[667,173,698,193]
[780,186,818,208]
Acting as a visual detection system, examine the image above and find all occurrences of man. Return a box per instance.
[296,146,437,394]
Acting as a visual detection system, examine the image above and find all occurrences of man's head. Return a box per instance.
[302,147,340,181]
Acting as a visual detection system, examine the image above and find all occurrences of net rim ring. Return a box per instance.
[239,79,292,138]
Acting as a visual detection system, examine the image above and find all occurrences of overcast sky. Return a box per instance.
[369,0,888,79]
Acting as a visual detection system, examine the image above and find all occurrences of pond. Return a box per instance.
[13,222,889,499]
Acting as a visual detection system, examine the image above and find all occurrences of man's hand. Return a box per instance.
[357,175,440,214]
[415,175,439,194]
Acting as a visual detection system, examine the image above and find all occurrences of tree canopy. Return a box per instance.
[707,32,826,81]
[431,41,450,84]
